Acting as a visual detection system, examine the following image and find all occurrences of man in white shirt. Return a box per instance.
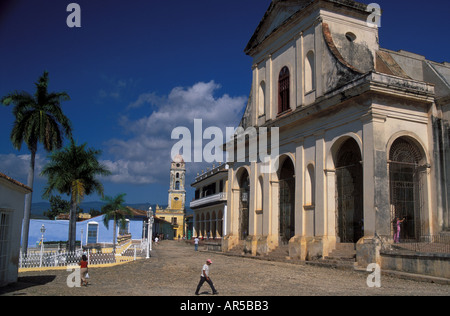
[194,237,199,251]
[195,259,218,295]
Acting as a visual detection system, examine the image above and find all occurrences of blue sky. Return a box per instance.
[1,0,449,206]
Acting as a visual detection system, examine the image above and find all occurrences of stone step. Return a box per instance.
[326,243,356,260]
[306,259,357,271]
[335,242,356,251]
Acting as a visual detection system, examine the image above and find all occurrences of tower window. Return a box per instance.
[278,66,290,114]
[175,181,180,190]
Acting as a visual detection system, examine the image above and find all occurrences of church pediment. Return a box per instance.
[245,0,314,54]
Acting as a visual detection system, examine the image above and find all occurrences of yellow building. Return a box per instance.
[155,154,186,239]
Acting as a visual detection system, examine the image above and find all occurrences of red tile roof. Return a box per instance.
[0,172,32,193]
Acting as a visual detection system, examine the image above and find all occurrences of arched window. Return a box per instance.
[278,66,290,114]
[259,80,266,116]
[175,181,180,190]
[305,51,315,93]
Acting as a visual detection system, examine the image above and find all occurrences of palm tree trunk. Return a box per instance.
[68,195,77,251]
[113,220,117,254]
[21,149,36,255]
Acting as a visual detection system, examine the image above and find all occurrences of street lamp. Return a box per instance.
[146,207,154,259]
[80,228,84,250]
[39,224,46,267]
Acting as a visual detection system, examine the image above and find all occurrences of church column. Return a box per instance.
[314,17,323,98]
[269,176,280,250]
[308,130,334,258]
[294,139,305,236]
[289,139,308,260]
[251,64,258,125]
[362,112,389,237]
[267,54,274,120]
[223,167,240,251]
[295,31,304,107]
[325,169,336,237]
[314,131,326,237]
[358,111,388,267]
[193,212,198,238]
[249,162,257,236]
[245,162,258,255]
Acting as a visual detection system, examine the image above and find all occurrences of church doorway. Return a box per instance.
[389,137,425,241]
[238,169,250,240]
[335,138,364,243]
[279,158,295,245]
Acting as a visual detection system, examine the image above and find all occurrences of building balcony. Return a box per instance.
[190,192,227,209]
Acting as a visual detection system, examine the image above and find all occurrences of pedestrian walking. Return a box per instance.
[194,237,199,251]
[78,254,89,286]
[195,259,218,295]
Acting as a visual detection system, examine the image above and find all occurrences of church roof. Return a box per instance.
[245,0,368,55]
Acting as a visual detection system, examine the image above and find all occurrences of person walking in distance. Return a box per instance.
[195,259,218,295]
[78,254,89,286]
[194,236,199,251]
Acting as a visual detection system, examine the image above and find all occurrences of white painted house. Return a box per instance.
[0,172,32,287]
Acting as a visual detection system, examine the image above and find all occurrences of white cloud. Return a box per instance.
[0,153,47,185]
[104,81,246,184]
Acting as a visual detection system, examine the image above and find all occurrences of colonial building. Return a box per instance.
[190,163,228,239]
[223,0,450,267]
[155,154,186,239]
[0,172,32,286]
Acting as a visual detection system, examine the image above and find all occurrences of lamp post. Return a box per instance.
[146,207,154,259]
[80,228,84,250]
[39,224,46,268]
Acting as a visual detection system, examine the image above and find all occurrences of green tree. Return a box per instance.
[41,139,111,251]
[44,195,83,220]
[44,195,70,219]
[101,193,132,254]
[1,71,72,253]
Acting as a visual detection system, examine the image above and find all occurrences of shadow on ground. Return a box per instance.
[0,275,56,295]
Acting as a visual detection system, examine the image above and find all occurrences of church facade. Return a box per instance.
[222,0,450,266]
[155,154,186,239]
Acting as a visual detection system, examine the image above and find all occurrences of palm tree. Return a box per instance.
[101,193,133,254]
[41,139,111,251]
[1,71,72,254]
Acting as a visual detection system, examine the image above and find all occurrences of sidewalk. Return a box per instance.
[1,240,449,296]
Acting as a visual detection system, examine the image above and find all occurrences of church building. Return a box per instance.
[155,154,187,239]
[222,0,450,267]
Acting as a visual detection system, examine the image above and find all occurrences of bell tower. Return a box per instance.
[168,154,186,211]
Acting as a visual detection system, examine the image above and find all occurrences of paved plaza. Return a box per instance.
[1,240,449,296]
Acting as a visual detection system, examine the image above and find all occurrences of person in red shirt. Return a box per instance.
[78,255,89,286]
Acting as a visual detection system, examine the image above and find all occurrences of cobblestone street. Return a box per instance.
[1,240,449,296]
